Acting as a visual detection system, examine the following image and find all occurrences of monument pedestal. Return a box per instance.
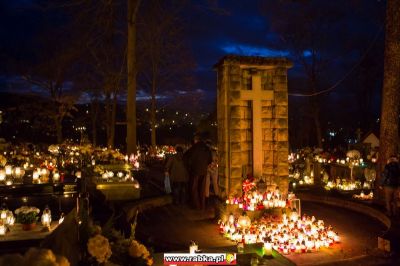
[215,55,292,197]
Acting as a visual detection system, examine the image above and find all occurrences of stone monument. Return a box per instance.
[215,55,292,197]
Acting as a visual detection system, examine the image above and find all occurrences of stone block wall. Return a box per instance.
[215,55,292,197]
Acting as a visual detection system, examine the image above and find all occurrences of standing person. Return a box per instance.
[380,155,400,217]
[165,146,189,205]
[184,134,212,210]
[205,146,219,206]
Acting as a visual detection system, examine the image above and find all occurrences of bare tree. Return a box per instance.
[127,0,141,154]
[376,0,400,200]
[262,0,384,148]
[22,32,82,143]
[137,0,195,148]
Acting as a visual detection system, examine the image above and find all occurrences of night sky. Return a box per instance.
[0,0,387,142]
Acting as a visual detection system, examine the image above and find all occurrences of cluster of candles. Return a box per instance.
[219,212,340,255]
[324,180,362,191]
[0,205,64,236]
[353,191,373,200]
[0,166,26,185]
[125,154,140,169]
[225,189,288,211]
[0,206,15,235]
[100,171,140,188]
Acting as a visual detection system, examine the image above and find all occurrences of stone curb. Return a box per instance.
[297,193,391,229]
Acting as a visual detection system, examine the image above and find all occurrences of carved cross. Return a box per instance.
[240,75,274,178]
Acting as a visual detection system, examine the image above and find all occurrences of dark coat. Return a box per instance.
[381,160,400,187]
[165,153,189,183]
[184,141,212,176]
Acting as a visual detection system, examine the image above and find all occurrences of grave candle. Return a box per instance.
[0,170,5,181]
[264,241,272,256]
[41,207,52,228]
[0,223,6,235]
[189,242,198,254]
[5,165,12,176]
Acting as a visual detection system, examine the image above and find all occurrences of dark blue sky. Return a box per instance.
[0,0,386,118]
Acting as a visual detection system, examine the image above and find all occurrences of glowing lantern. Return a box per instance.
[238,213,251,229]
[6,211,15,226]
[228,213,235,224]
[132,179,140,189]
[5,165,12,176]
[290,210,298,222]
[0,207,7,220]
[53,172,60,182]
[75,171,82,179]
[41,168,49,177]
[102,173,108,180]
[264,241,272,256]
[13,167,23,178]
[0,170,5,181]
[189,241,198,254]
[58,213,64,224]
[32,171,39,182]
[41,206,52,228]
[0,222,6,236]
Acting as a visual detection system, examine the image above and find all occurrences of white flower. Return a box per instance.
[15,206,40,215]
[87,234,112,263]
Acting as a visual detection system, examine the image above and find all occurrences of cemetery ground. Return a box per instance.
[1,161,399,265]
[131,165,400,266]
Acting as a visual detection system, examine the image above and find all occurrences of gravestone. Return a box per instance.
[215,55,292,197]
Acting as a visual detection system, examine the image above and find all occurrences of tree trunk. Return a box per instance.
[127,0,140,155]
[313,103,323,148]
[90,100,99,146]
[376,0,400,202]
[108,93,117,149]
[105,91,112,148]
[150,79,157,148]
[55,117,63,144]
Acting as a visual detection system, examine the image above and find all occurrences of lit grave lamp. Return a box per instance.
[6,211,14,226]
[53,171,60,183]
[132,179,140,189]
[0,222,6,236]
[101,173,109,180]
[58,213,64,224]
[107,171,114,179]
[238,212,251,229]
[264,240,272,257]
[75,171,82,179]
[0,205,7,220]
[189,241,198,254]
[32,170,40,183]
[41,206,52,229]
[5,165,12,176]
[0,170,5,182]
[14,167,22,177]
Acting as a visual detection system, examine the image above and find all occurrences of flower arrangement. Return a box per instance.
[15,206,40,225]
[0,247,69,266]
[128,240,153,265]
[87,234,112,264]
